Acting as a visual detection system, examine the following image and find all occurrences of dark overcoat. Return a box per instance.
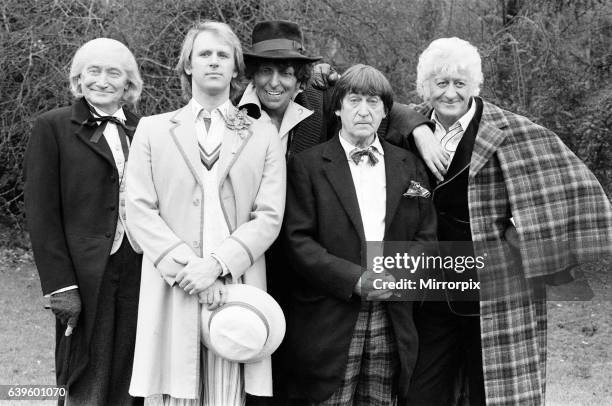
[24,97,140,386]
[283,136,438,401]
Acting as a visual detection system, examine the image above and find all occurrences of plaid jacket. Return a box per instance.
[467,99,612,405]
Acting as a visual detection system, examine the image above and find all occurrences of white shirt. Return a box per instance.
[431,98,476,165]
[338,134,386,242]
[190,98,233,275]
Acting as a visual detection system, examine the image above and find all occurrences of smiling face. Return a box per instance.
[78,43,129,114]
[427,72,475,129]
[253,62,300,117]
[186,30,237,99]
[336,92,386,147]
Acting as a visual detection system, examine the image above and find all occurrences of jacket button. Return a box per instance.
[193,198,200,206]
[109,205,116,211]
[193,241,200,248]
[110,176,116,183]
[105,232,112,238]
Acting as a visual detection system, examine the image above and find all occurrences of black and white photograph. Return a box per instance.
[1,1,611,405]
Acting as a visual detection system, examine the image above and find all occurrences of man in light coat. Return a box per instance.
[126,21,285,405]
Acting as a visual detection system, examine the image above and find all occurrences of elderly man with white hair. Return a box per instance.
[404,37,612,405]
[24,38,144,405]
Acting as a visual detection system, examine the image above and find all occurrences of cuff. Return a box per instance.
[213,236,254,280]
[45,285,78,298]
[211,253,230,276]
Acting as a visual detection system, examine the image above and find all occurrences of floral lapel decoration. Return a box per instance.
[403,180,431,198]
[223,107,252,139]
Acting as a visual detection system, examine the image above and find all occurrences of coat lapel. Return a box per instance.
[382,141,409,237]
[322,137,366,242]
[169,104,204,188]
[217,115,254,187]
[71,98,115,169]
[469,100,510,179]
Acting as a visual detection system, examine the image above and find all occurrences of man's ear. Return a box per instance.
[184,61,192,75]
[334,110,340,116]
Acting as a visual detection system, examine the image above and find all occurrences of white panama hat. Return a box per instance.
[201,284,286,363]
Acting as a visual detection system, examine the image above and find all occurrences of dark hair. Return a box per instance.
[244,57,312,89]
[330,64,394,114]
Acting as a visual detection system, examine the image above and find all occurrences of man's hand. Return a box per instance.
[413,124,449,182]
[50,289,81,334]
[311,63,340,90]
[198,278,227,310]
[353,270,396,300]
[176,256,222,295]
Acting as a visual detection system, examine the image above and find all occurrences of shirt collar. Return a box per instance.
[237,83,263,118]
[90,104,126,122]
[338,133,385,161]
[190,98,234,122]
[431,97,476,132]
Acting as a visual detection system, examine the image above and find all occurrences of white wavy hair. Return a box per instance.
[416,37,483,101]
[69,38,143,105]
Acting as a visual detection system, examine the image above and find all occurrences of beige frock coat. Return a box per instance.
[125,101,285,399]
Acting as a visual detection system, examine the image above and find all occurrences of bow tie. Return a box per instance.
[349,146,379,166]
[83,110,134,161]
[83,114,134,133]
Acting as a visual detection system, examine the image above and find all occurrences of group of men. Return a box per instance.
[24,18,611,406]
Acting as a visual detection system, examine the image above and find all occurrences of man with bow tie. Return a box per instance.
[282,64,437,405]
[24,38,144,405]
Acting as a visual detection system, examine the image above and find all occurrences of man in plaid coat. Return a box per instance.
[403,37,612,405]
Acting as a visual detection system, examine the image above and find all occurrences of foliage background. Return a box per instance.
[1,0,610,239]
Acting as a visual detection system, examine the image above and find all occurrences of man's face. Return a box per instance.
[187,31,237,98]
[78,45,128,114]
[253,62,300,115]
[427,72,475,127]
[337,93,386,145]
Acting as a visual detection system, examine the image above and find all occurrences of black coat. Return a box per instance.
[282,136,438,401]
[24,97,140,385]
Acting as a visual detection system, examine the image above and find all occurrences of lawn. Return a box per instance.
[0,248,610,405]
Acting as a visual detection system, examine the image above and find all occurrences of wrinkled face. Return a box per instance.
[336,92,386,145]
[254,62,300,115]
[78,47,129,114]
[187,31,237,98]
[427,72,475,128]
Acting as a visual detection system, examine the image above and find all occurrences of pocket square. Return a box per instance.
[403,181,431,198]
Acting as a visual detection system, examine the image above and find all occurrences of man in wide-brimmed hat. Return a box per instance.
[238,20,434,158]
[237,22,435,403]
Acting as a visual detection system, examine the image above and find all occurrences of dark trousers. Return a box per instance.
[405,301,485,406]
[66,238,143,406]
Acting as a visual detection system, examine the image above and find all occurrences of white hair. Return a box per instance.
[69,38,143,105]
[416,37,483,101]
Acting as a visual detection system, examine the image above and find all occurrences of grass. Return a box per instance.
[0,248,610,405]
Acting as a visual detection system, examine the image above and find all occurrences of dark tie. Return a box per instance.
[349,146,379,166]
[85,112,133,161]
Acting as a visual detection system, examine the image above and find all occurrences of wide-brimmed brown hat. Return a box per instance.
[244,20,321,62]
